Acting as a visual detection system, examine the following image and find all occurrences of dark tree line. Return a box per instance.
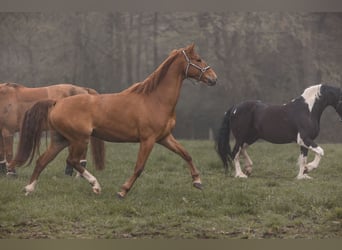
[0,12,342,141]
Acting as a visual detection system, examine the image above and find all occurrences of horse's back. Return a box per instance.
[46,83,98,99]
[253,102,298,143]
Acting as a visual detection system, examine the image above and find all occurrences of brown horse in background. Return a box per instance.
[0,83,98,175]
[8,44,217,198]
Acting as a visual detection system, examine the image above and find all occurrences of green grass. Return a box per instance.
[0,141,341,239]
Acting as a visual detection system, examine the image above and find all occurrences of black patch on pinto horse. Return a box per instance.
[216,84,342,179]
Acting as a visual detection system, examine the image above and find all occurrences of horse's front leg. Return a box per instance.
[117,139,155,199]
[305,146,324,172]
[158,134,203,189]
[0,129,14,175]
[297,134,324,179]
[297,146,309,179]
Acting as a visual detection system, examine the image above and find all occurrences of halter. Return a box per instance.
[182,50,210,81]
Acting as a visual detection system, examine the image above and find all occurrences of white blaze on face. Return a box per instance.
[301,84,322,112]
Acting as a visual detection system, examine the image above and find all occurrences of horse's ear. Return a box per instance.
[186,43,195,53]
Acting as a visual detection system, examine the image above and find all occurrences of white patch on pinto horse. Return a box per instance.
[301,84,322,112]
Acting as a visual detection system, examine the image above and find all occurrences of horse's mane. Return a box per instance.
[4,82,24,88]
[126,49,180,95]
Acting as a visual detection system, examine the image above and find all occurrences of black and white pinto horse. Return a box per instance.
[216,84,342,179]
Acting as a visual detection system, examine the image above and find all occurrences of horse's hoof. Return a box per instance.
[116,192,125,199]
[6,171,17,178]
[193,182,203,190]
[23,187,32,196]
[297,174,312,180]
[235,174,248,178]
[244,166,253,176]
[92,187,101,194]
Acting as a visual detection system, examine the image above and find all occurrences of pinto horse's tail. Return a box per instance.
[215,107,234,172]
[12,100,56,167]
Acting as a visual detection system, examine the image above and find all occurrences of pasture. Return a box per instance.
[0,140,341,239]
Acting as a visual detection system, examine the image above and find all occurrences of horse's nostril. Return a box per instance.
[209,78,217,86]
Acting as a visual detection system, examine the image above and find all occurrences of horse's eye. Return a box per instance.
[196,58,202,62]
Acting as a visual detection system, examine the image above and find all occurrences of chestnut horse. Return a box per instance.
[0,83,98,175]
[216,84,342,179]
[8,44,217,198]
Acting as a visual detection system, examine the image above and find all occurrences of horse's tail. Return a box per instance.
[90,136,105,171]
[215,107,234,172]
[13,100,56,167]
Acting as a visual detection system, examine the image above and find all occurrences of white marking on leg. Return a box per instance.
[297,153,307,172]
[306,146,324,172]
[297,154,312,179]
[297,133,306,147]
[24,180,37,195]
[82,170,101,194]
[0,160,7,164]
[309,146,324,156]
[234,147,247,178]
[241,144,253,176]
[241,144,253,166]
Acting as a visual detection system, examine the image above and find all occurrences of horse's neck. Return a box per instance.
[310,99,329,123]
[151,65,184,110]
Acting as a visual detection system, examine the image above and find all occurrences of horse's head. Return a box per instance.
[181,44,217,86]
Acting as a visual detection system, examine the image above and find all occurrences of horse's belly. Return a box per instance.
[261,135,295,144]
[91,127,139,143]
[258,125,297,144]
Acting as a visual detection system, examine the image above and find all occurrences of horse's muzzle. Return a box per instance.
[206,77,217,86]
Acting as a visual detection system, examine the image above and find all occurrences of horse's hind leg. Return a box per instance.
[232,143,248,178]
[65,146,88,177]
[25,132,69,195]
[241,144,253,176]
[158,134,203,189]
[67,141,101,194]
[0,133,6,174]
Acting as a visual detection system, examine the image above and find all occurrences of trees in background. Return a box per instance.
[0,12,341,141]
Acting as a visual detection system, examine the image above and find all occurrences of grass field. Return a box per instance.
[0,140,341,239]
